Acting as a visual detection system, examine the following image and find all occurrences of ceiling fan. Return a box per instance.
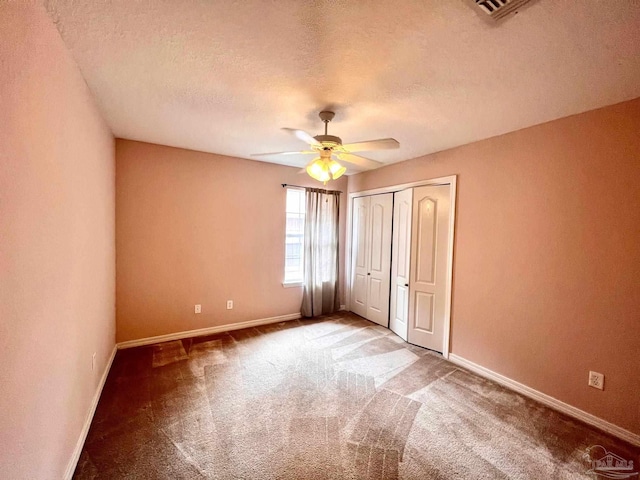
[252,111,400,184]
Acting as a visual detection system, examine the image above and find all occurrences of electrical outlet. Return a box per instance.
[588,371,604,390]
[226,300,233,310]
[92,352,96,371]
[195,304,202,314]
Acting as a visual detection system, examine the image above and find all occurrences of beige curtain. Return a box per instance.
[301,188,340,317]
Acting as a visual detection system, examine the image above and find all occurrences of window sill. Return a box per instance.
[282,282,303,288]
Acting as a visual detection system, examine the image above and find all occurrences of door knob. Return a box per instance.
[405,283,409,287]
[367,273,371,275]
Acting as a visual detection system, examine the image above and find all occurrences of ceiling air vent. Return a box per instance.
[473,0,535,21]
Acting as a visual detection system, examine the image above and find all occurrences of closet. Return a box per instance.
[350,184,452,353]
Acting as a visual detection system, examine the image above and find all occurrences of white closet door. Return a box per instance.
[350,196,370,319]
[390,189,413,340]
[365,193,393,326]
[408,185,451,352]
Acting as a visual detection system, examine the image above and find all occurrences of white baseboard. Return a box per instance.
[448,353,640,447]
[117,313,302,349]
[64,344,118,480]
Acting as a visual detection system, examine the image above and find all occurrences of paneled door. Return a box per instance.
[366,194,393,326]
[350,193,393,327]
[408,185,451,352]
[350,196,370,319]
[389,189,413,340]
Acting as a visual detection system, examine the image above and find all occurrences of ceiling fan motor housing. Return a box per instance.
[314,134,343,149]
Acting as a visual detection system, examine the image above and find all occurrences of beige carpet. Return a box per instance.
[75,312,639,479]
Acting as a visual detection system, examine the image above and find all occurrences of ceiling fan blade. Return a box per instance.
[282,128,321,147]
[251,150,315,157]
[337,153,384,170]
[341,138,399,152]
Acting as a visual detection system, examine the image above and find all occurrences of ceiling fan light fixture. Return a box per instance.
[328,159,346,180]
[306,157,345,184]
[306,158,331,183]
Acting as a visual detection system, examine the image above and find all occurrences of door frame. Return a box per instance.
[346,175,457,359]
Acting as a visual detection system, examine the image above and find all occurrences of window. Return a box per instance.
[284,188,305,284]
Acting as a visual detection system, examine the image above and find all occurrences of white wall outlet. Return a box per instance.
[195,304,202,314]
[92,352,96,371]
[588,371,604,390]
[226,300,233,310]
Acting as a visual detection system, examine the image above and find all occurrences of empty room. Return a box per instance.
[1,0,639,478]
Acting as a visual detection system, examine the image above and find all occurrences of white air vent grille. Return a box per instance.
[474,0,534,20]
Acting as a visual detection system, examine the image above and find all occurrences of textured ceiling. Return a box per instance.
[45,0,640,171]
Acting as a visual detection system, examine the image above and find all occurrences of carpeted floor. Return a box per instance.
[74,312,639,479]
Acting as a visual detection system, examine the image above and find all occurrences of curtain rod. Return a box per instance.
[281,184,342,194]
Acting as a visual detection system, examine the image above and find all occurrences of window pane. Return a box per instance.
[284,188,305,283]
[286,188,304,214]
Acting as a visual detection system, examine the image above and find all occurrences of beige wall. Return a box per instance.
[349,98,640,434]
[116,140,348,342]
[0,3,116,479]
